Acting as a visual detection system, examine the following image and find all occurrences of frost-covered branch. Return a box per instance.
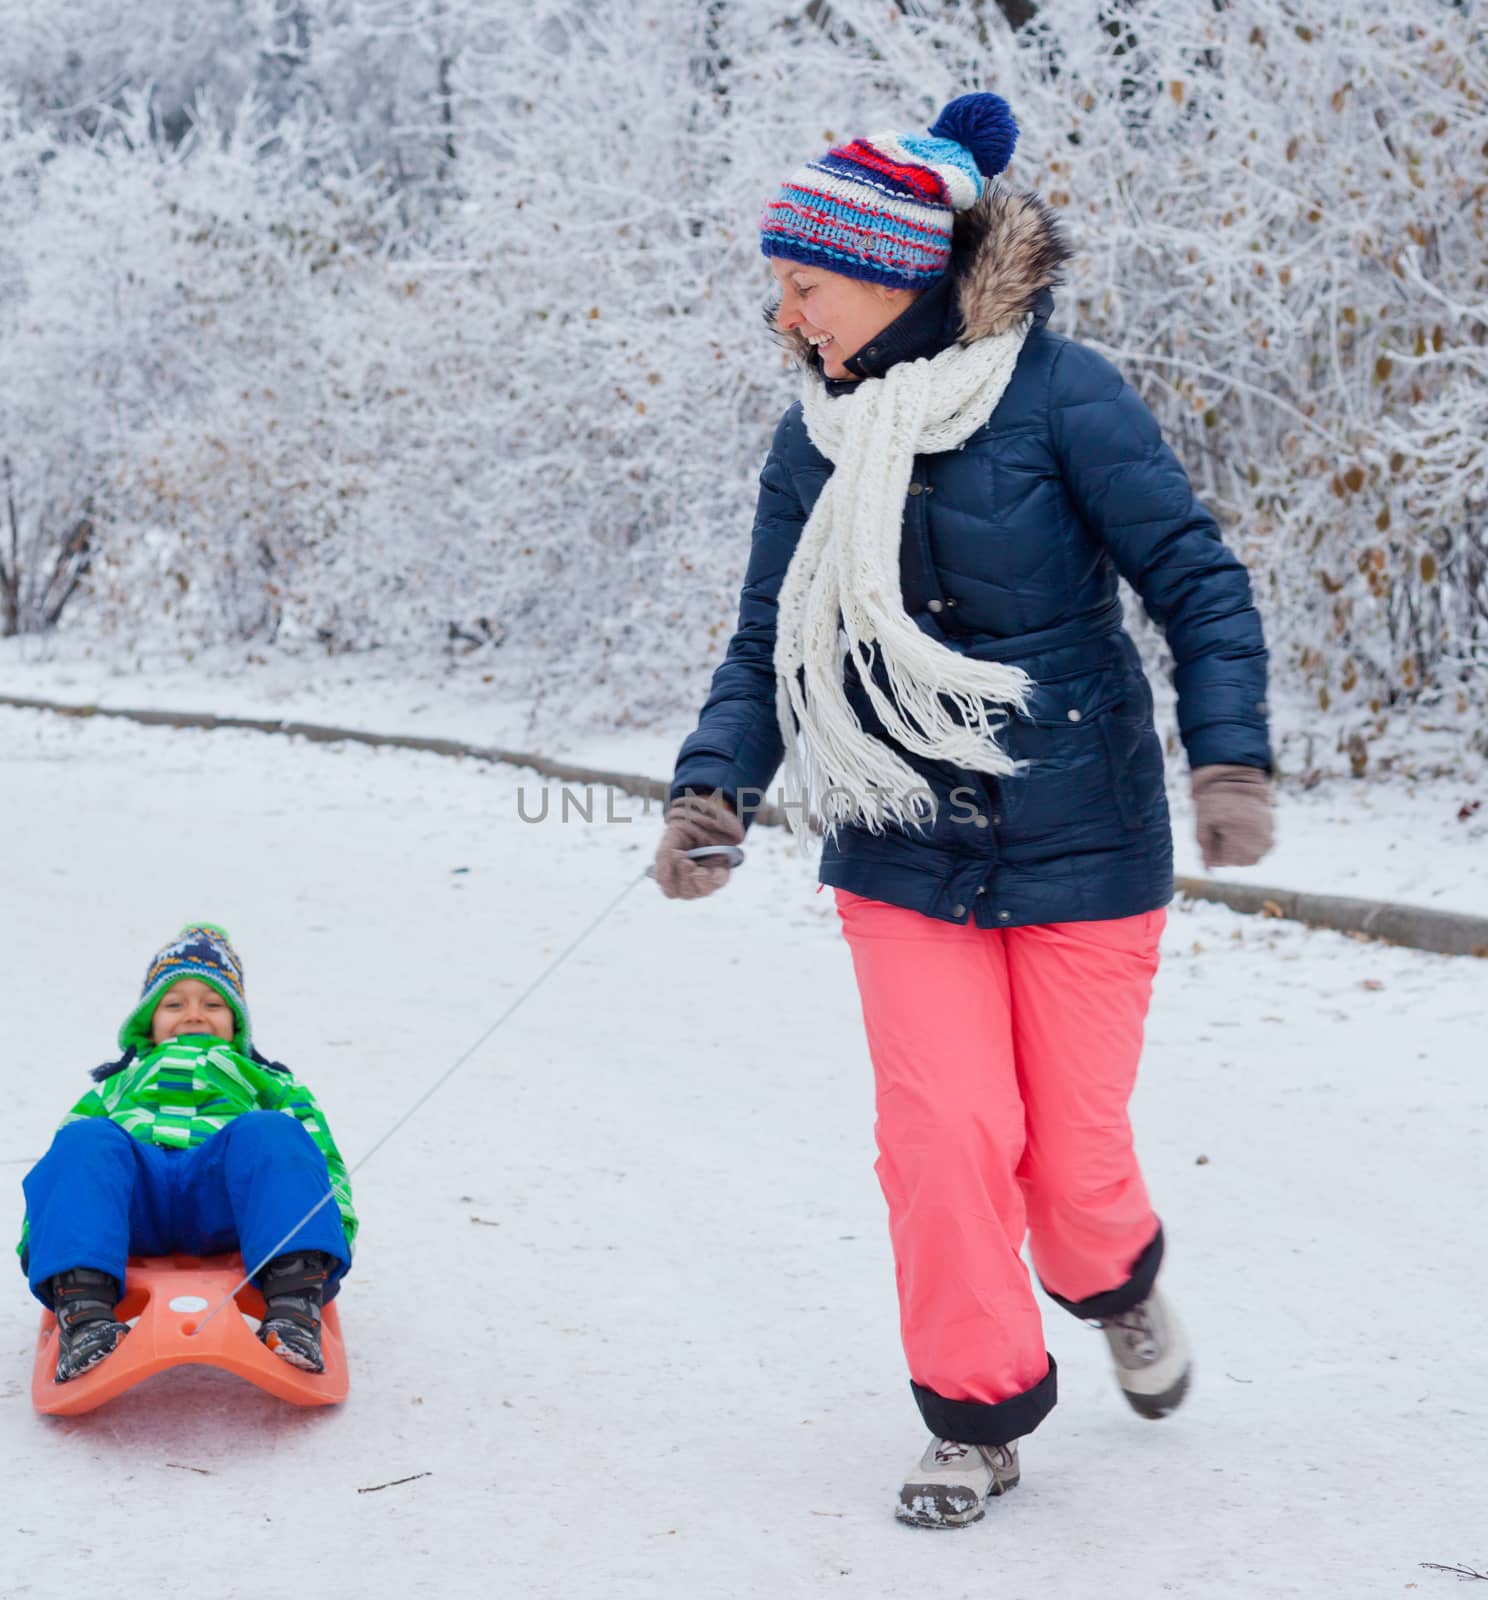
[1,0,1484,750]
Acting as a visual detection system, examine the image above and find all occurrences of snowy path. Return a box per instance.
[2,707,1485,1600]
[4,642,1486,919]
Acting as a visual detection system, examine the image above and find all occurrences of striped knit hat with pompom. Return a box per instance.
[118,923,251,1054]
[760,93,1019,290]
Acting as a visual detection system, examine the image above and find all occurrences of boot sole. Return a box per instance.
[1121,1366,1191,1420]
[895,1471,1019,1529]
[55,1324,129,1385]
[261,1331,324,1373]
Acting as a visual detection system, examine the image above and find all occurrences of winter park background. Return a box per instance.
[2,2,1487,1597]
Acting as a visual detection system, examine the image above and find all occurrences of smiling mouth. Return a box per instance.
[805,332,836,354]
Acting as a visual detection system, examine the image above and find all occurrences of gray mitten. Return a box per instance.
[1191,764,1274,869]
[653,792,745,901]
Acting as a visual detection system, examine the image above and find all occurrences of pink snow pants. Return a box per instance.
[835,889,1166,1443]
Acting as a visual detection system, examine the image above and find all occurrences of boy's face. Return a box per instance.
[149,979,236,1045]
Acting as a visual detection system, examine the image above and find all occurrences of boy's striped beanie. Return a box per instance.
[760,94,1018,289]
[118,922,251,1053]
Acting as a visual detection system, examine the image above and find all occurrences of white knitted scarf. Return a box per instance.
[774,323,1036,840]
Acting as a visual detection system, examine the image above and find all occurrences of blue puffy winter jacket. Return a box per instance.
[672,191,1270,929]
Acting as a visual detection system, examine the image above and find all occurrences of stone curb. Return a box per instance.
[5,693,1484,958]
[1171,877,1488,959]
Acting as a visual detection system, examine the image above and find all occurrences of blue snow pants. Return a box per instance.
[22,1111,351,1308]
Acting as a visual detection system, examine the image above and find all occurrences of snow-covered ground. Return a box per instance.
[3,704,1486,1599]
[3,641,1486,918]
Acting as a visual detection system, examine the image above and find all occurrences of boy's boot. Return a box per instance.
[258,1251,332,1373]
[1099,1285,1192,1418]
[51,1268,128,1383]
[896,1436,1021,1529]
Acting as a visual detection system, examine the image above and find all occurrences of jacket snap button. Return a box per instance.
[945,597,956,607]
[907,483,923,496]
[998,910,1011,922]
[973,814,988,829]
[927,599,943,614]
[992,813,1002,826]
[1067,708,1082,722]
[951,903,967,918]
[976,886,986,896]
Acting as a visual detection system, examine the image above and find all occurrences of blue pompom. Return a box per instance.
[928,93,1018,178]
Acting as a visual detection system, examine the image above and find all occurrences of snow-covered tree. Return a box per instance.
[1,0,1483,761]
[988,0,1488,747]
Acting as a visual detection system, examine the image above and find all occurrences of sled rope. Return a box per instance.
[191,867,652,1336]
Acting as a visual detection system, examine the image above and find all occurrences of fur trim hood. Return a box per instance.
[953,189,1070,342]
[773,189,1071,364]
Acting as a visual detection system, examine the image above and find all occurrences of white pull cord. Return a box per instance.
[190,847,741,1337]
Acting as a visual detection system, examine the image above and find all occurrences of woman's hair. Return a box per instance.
[762,292,813,368]
[948,198,993,283]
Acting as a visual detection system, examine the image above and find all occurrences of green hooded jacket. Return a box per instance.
[18,1036,358,1263]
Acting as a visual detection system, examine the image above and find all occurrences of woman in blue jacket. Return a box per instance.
[654,94,1274,1529]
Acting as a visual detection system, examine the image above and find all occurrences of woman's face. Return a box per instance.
[769,259,919,381]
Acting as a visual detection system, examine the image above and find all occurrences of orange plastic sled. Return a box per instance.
[32,1254,348,1416]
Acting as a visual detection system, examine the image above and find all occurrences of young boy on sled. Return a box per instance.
[18,924,356,1381]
